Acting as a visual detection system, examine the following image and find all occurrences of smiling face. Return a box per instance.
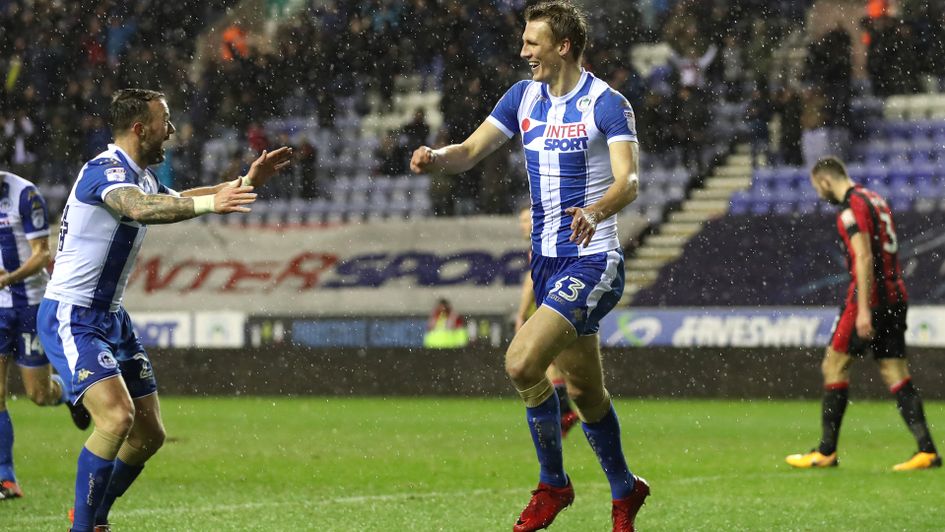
[138,98,176,165]
[520,19,567,83]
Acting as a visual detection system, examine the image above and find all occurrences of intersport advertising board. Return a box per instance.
[115,217,530,315]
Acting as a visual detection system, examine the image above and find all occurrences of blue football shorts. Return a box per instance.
[531,249,625,335]
[0,304,48,367]
[37,298,157,405]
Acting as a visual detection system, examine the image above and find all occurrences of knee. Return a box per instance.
[566,383,591,410]
[878,360,910,389]
[98,403,136,438]
[571,386,610,423]
[820,350,851,384]
[27,387,51,406]
[148,423,167,452]
[505,343,543,387]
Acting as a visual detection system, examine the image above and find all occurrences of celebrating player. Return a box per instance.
[411,2,647,530]
[37,88,292,531]
[786,156,940,471]
[514,206,580,437]
[0,170,91,501]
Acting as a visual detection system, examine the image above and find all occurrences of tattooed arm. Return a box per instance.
[104,183,257,225]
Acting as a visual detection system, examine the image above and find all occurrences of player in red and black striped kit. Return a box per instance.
[786,157,940,471]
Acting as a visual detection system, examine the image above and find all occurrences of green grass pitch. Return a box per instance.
[3,396,944,530]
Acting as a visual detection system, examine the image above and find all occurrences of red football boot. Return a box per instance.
[612,476,650,532]
[0,479,23,499]
[559,411,580,438]
[67,506,110,531]
[513,479,575,532]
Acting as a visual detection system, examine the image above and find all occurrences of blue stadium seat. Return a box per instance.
[796,199,818,214]
[772,200,795,215]
[729,191,751,215]
[750,199,772,215]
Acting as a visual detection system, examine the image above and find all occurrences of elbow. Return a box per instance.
[627,180,639,203]
[623,174,639,204]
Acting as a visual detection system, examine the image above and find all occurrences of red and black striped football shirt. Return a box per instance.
[836,184,907,309]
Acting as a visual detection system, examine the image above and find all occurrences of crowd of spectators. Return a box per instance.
[0,0,237,198]
[8,0,941,219]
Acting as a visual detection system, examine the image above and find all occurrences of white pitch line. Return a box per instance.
[10,472,801,526]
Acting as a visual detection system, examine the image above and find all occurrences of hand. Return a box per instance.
[213,181,257,214]
[0,270,9,289]
[410,146,437,174]
[564,206,601,248]
[855,308,874,340]
[514,314,526,333]
[243,147,294,188]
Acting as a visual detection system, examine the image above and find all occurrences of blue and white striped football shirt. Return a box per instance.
[487,70,638,257]
[0,171,50,307]
[45,144,177,311]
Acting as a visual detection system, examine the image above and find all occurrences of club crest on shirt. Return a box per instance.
[576,95,592,113]
[97,351,118,369]
[0,199,10,212]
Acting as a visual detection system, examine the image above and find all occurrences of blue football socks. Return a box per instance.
[0,410,14,482]
[526,392,567,487]
[95,459,144,525]
[582,404,635,499]
[72,448,115,532]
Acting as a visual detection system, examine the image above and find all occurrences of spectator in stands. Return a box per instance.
[745,87,771,167]
[377,132,407,176]
[772,86,803,166]
[297,138,321,199]
[744,19,774,87]
[720,34,745,101]
[2,108,37,179]
[864,15,919,97]
[800,86,829,167]
[402,109,431,149]
[246,122,269,154]
[221,21,250,61]
[673,86,709,174]
[668,44,718,91]
[423,298,468,349]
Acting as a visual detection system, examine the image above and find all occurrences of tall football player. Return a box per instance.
[411,2,648,530]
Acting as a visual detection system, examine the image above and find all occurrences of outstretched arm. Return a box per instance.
[410,121,510,175]
[566,141,640,247]
[0,237,50,289]
[180,147,294,197]
[104,182,257,225]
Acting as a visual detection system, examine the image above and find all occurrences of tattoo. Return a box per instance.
[104,186,197,224]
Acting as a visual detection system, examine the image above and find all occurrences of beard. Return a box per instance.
[140,133,166,165]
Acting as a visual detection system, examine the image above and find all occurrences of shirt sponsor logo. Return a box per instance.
[521,117,547,145]
[105,167,127,183]
[542,123,589,152]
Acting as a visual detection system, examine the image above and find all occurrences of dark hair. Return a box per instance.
[524,0,588,61]
[811,156,849,180]
[110,89,165,132]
